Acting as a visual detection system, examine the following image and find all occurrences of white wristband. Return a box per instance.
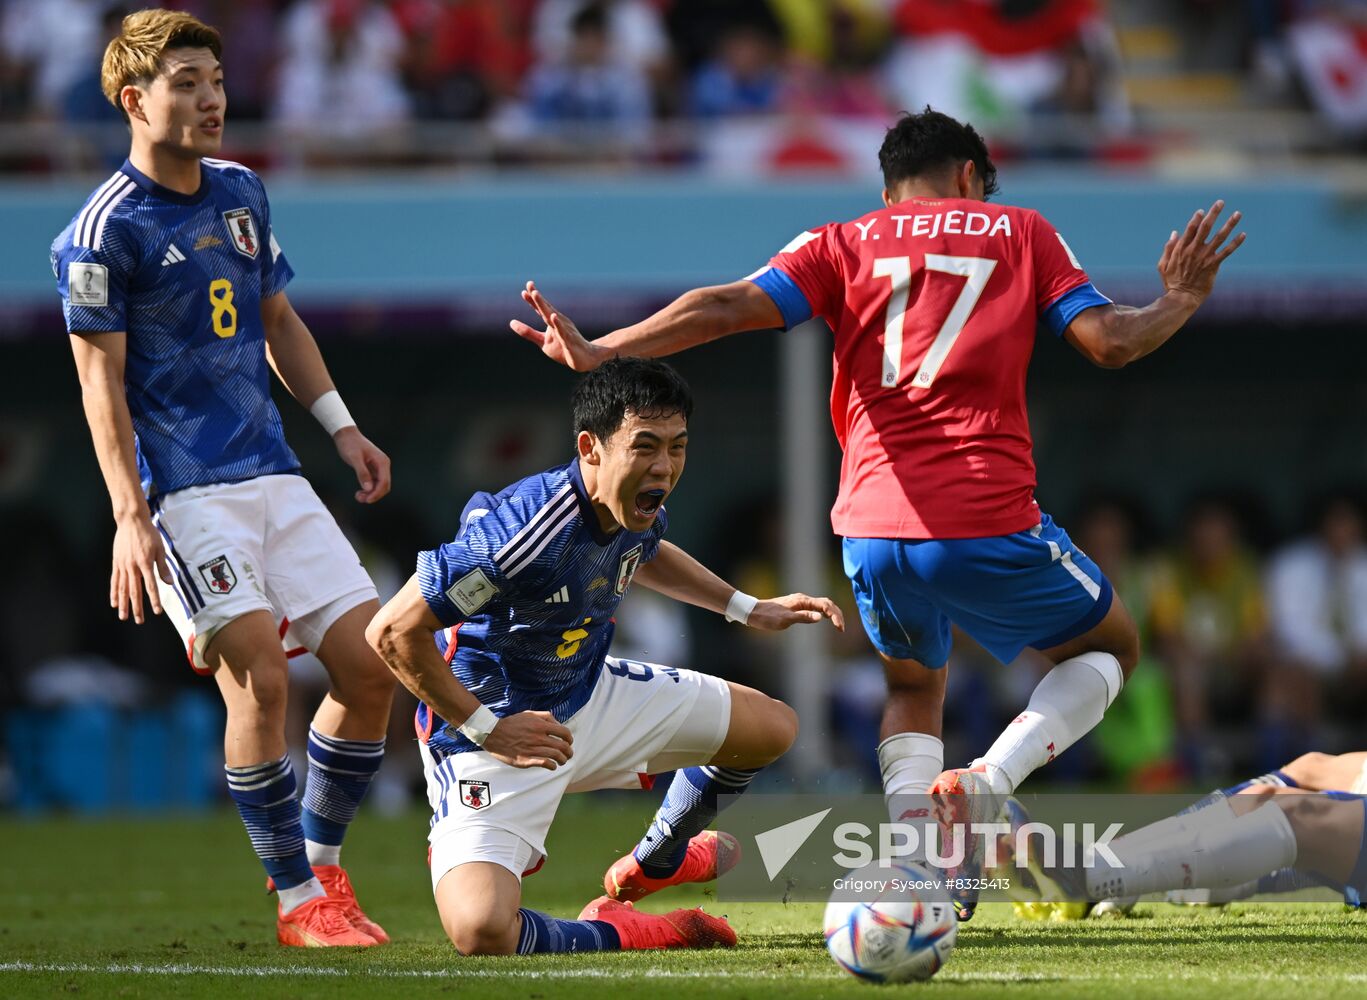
[457,704,499,747]
[724,590,759,625]
[310,390,356,436]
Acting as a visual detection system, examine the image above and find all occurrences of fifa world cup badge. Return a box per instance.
[459,780,491,811]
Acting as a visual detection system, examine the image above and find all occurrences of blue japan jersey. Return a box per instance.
[52,158,300,498]
[416,459,668,755]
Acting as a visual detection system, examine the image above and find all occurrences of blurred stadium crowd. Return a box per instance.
[3,0,1367,173]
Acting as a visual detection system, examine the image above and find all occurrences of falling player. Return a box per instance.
[1076,750,1367,916]
[510,108,1245,919]
[365,358,845,955]
[994,774,1367,912]
[52,10,395,946]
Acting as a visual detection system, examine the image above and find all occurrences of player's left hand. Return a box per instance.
[333,427,391,503]
[510,280,613,372]
[747,594,845,632]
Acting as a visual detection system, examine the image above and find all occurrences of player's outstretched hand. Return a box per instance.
[333,426,392,504]
[111,512,172,624]
[747,593,845,632]
[510,280,612,372]
[484,710,575,770]
[1158,199,1245,306]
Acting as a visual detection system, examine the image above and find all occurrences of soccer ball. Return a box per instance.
[824,861,957,983]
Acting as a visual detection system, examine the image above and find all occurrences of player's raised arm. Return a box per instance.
[634,540,844,632]
[69,330,172,624]
[1064,200,1245,368]
[366,576,575,771]
[510,279,784,371]
[260,289,391,503]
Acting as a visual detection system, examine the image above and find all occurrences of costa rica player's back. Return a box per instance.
[753,198,1109,540]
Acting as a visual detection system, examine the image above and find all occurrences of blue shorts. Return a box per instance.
[842,513,1113,668]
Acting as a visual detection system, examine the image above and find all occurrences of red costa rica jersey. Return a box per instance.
[749,197,1110,540]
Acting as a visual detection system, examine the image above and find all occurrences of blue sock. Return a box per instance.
[300,726,385,865]
[1179,770,1300,816]
[516,909,620,953]
[225,755,313,889]
[634,765,759,878]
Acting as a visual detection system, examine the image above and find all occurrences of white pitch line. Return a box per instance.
[3,963,1367,984]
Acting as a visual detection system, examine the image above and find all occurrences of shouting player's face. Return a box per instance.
[131,47,225,158]
[582,410,688,533]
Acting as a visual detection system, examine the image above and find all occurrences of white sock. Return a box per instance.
[306,840,341,867]
[879,733,943,798]
[1087,801,1297,900]
[973,652,1124,795]
[878,733,943,862]
[278,876,326,915]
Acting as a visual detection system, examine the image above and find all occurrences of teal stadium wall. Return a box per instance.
[2,171,1365,546]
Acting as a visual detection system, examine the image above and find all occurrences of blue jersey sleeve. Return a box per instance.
[1041,282,1112,338]
[417,511,513,628]
[54,221,136,334]
[251,174,294,298]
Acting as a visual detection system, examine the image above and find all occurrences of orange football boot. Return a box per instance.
[313,865,389,944]
[276,894,378,947]
[604,830,741,902]
[578,896,737,950]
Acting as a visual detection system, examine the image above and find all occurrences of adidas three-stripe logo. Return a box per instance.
[161,244,186,266]
[544,586,570,604]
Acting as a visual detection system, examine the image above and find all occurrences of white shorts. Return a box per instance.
[422,658,732,891]
[151,474,377,674]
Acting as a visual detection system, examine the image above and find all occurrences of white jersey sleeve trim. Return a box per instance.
[493,483,577,578]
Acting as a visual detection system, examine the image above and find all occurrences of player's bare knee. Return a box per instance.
[1278,792,1334,838]
[222,661,289,721]
[764,699,799,760]
[443,912,518,956]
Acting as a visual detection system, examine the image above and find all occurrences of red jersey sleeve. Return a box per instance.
[748,224,842,328]
[1029,210,1092,306]
[1029,211,1112,337]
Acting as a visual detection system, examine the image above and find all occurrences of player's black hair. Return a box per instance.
[878,107,999,199]
[573,357,693,442]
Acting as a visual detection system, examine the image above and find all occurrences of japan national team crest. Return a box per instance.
[197,555,237,595]
[459,779,491,811]
[615,544,644,595]
[221,207,259,259]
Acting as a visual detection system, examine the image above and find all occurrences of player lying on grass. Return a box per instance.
[366,358,844,955]
[510,107,1245,920]
[54,9,394,947]
[993,764,1367,911]
[1078,750,1367,915]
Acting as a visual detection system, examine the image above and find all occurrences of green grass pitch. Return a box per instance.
[3,796,1364,999]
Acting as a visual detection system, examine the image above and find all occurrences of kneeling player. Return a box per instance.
[366,358,843,955]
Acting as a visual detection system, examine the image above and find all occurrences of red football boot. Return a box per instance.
[578,896,737,950]
[604,831,741,902]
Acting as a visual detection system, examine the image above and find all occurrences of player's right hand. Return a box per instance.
[111,513,172,624]
[483,710,575,770]
[1157,199,1245,306]
[509,280,612,372]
